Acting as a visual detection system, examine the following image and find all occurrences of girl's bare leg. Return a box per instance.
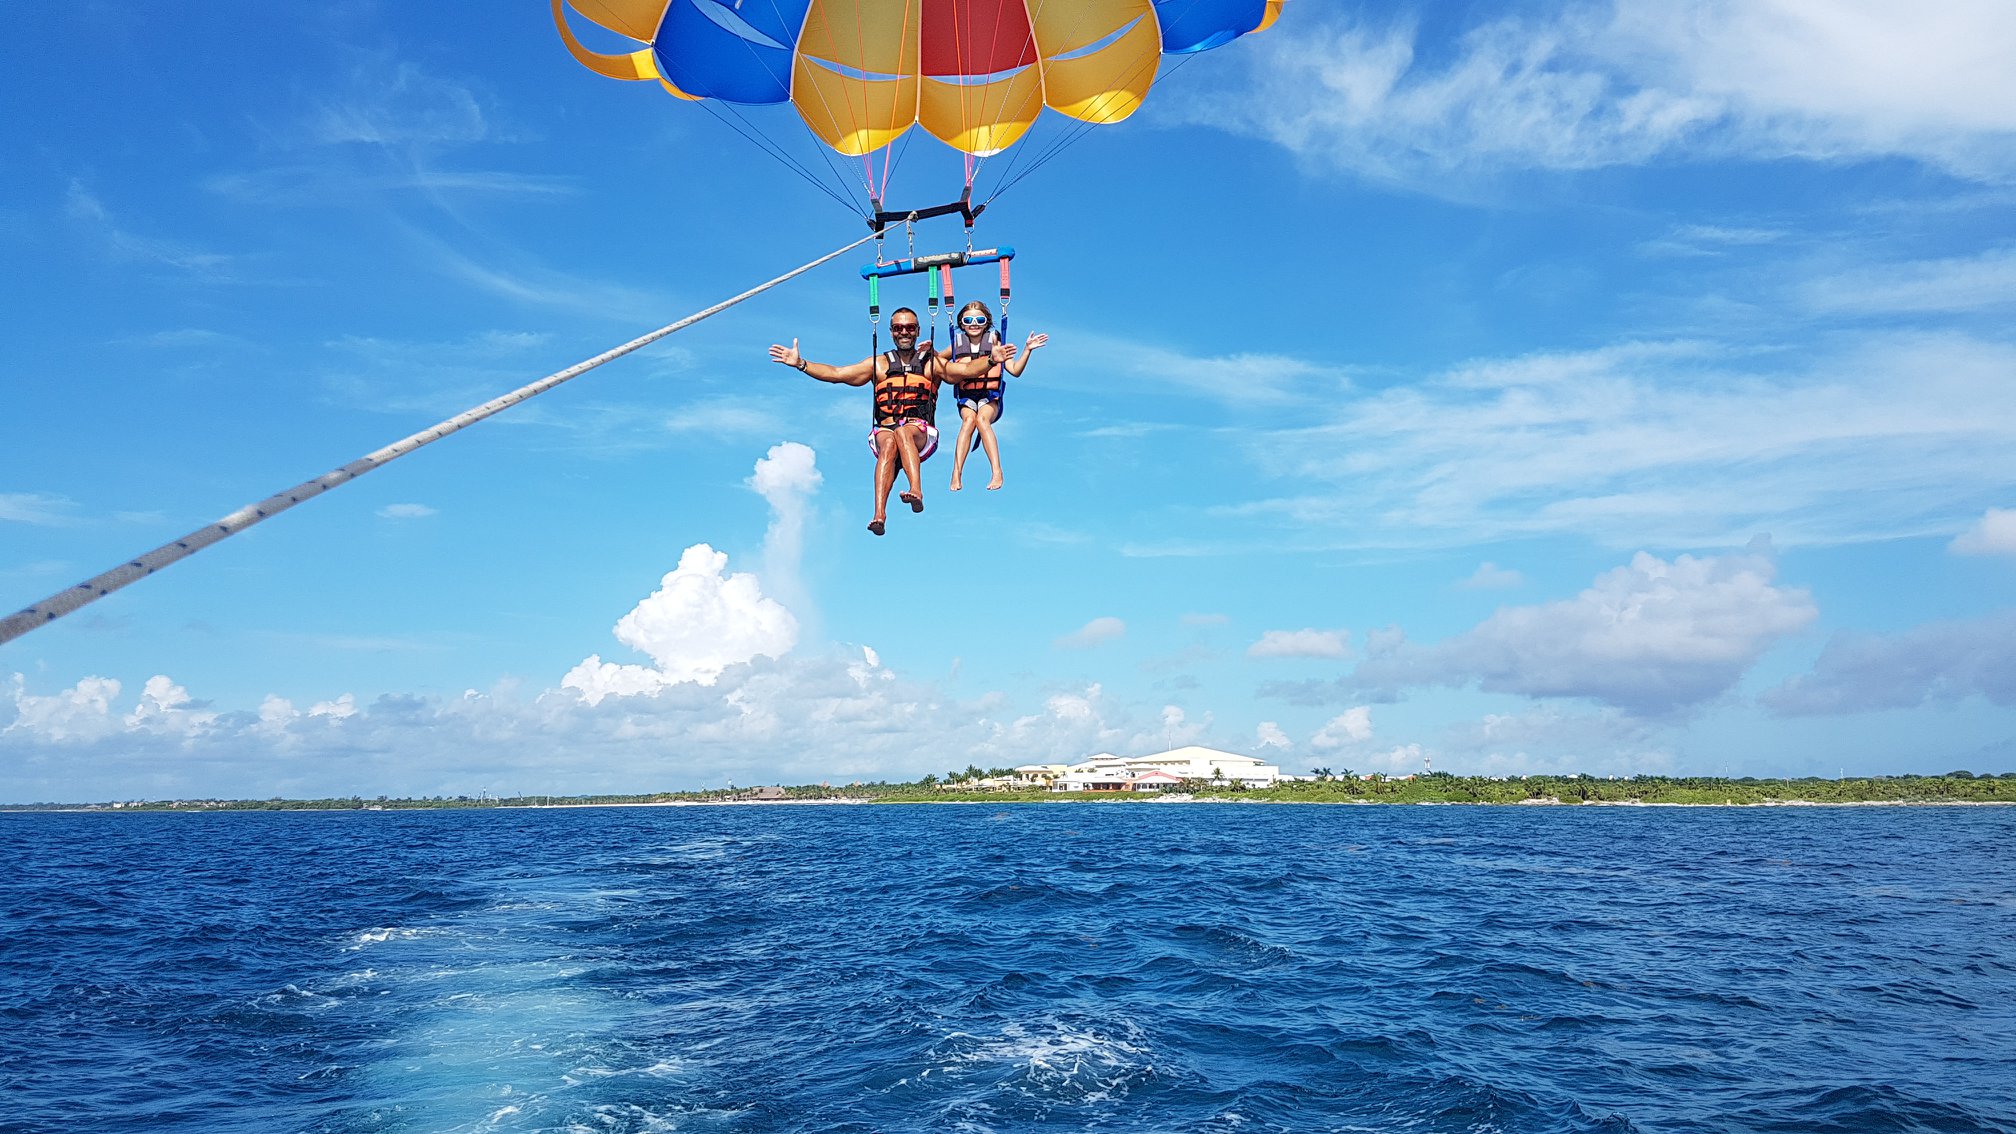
[977,402,1004,490]
[950,406,979,491]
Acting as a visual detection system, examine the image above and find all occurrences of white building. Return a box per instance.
[1049,745,1283,792]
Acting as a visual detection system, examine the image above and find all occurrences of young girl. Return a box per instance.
[940,301,1046,491]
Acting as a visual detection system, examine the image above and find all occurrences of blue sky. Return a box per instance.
[5,1,2016,801]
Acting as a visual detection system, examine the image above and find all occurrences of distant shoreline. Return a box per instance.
[7,796,2013,815]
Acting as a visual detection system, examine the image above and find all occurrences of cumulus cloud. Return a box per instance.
[1255,721,1291,749]
[1055,617,1126,650]
[1247,629,1352,660]
[1460,562,1525,589]
[562,544,798,705]
[1762,611,2016,715]
[1437,707,1672,777]
[0,668,1239,803]
[1354,548,1817,714]
[561,445,823,707]
[1951,508,2016,556]
[1310,707,1375,749]
[748,442,822,617]
[376,503,438,520]
[1183,1,2016,186]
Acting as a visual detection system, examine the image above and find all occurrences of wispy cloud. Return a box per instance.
[1247,629,1352,660]
[0,493,77,526]
[1179,1,2016,189]
[309,56,502,149]
[208,167,576,208]
[665,400,791,437]
[64,182,240,280]
[1238,330,2016,549]
[1800,247,2016,315]
[1458,562,1526,590]
[1055,617,1127,650]
[376,503,438,520]
[411,229,671,324]
[1058,331,1354,407]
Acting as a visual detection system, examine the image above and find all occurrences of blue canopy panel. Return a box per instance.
[653,0,813,104]
[1153,0,1268,54]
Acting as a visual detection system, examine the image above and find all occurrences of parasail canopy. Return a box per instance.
[555,0,1287,158]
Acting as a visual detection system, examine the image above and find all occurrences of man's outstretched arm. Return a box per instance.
[769,339,876,386]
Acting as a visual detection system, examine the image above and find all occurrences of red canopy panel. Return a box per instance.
[921,0,1038,78]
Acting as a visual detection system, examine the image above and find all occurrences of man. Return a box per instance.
[768,309,1012,535]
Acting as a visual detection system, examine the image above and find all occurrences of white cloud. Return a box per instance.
[1244,332,2016,549]
[1806,247,2016,314]
[312,58,495,148]
[1801,247,2016,315]
[408,229,671,324]
[746,442,823,625]
[1185,1,2016,186]
[1055,617,1126,650]
[668,401,790,437]
[1310,707,1374,749]
[1459,562,1525,589]
[562,544,799,705]
[1247,629,1352,659]
[4,675,124,743]
[1,667,1241,802]
[1255,721,1291,749]
[1438,707,1672,777]
[64,181,238,278]
[1763,611,2016,715]
[1951,508,2016,556]
[0,493,75,526]
[123,676,218,736]
[1354,548,1817,714]
[376,503,438,520]
[1065,332,1353,406]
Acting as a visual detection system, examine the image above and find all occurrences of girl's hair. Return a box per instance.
[957,300,993,329]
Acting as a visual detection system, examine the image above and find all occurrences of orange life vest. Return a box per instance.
[949,330,1003,400]
[872,349,938,429]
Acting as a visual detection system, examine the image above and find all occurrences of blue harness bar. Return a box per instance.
[861,247,1015,280]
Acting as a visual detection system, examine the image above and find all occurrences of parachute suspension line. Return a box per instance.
[988,49,1205,207]
[727,0,875,212]
[981,0,1215,208]
[696,98,863,218]
[965,0,1061,201]
[0,230,881,648]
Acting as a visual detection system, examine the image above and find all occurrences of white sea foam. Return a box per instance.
[937,1018,1156,1103]
[347,926,436,948]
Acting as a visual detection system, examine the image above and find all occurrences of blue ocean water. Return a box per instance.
[4,804,2014,1134]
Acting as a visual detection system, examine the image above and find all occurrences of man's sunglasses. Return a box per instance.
[890,324,921,333]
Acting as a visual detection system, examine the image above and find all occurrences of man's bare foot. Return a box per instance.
[899,491,924,513]
[867,519,885,536]
[986,475,1004,490]
[949,475,964,492]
